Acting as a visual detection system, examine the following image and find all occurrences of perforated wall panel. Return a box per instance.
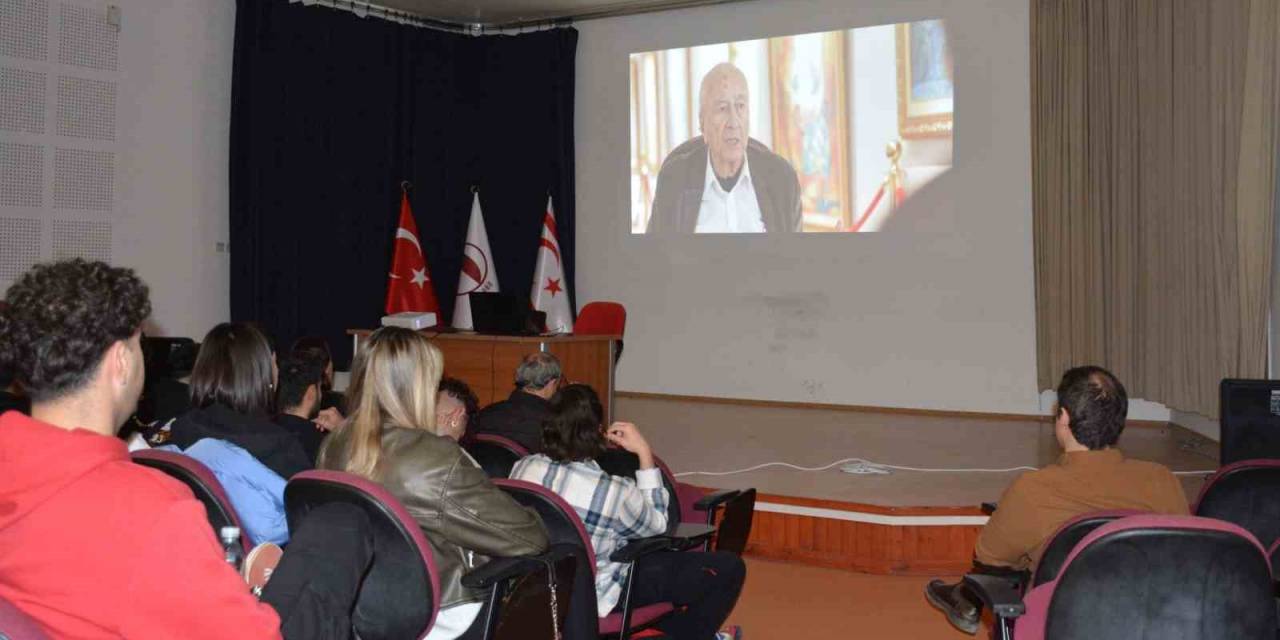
[54,147,112,211]
[56,75,113,140]
[51,218,110,262]
[0,67,46,134]
[0,142,43,207]
[0,0,50,62]
[0,217,42,282]
[58,2,117,72]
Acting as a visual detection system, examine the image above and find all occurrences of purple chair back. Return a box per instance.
[1193,458,1280,553]
[465,434,531,479]
[0,596,50,640]
[1016,515,1275,640]
[1029,509,1143,588]
[285,470,441,640]
[131,449,251,551]
[493,479,596,568]
[493,479,676,638]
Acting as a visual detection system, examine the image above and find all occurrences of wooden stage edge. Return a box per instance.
[632,391,1159,575]
[706,490,987,576]
[616,390,1171,429]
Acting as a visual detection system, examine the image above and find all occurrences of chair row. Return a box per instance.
[124,440,756,640]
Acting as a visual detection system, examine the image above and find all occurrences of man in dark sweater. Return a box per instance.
[273,353,342,465]
[472,352,562,452]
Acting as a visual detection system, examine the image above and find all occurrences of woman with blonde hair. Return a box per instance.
[318,326,548,640]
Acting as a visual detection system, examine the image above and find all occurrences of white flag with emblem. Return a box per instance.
[452,191,500,329]
[530,196,574,334]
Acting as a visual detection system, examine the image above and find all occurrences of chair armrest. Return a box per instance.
[962,574,1025,619]
[609,536,673,563]
[693,489,742,512]
[461,544,576,589]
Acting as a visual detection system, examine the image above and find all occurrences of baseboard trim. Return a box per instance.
[616,390,1169,428]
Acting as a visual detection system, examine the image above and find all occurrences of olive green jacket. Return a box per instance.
[319,426,549,608]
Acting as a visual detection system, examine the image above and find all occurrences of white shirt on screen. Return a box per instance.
[695,152,765,233]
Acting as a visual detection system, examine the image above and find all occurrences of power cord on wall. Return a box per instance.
[672,457,1217,478]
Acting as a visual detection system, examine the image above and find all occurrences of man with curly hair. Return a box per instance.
[0,260,370,639]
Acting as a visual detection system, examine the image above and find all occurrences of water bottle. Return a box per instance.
[220,526,243,571]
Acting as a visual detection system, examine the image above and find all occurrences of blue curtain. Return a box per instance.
[230,0,577,366]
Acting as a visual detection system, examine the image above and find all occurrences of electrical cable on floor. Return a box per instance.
[672,457,1217,478]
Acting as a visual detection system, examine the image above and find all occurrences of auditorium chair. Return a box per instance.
[1026,510,1142,589]
[598,452,755,554]
[131,449,252,552]
[465,434,531,479]
[493,478,716,640]
[285,471,574,640]
[575,302,626,362]
[0,595,51,640]
[963,515,1276,640]
[1193,459,1280,553]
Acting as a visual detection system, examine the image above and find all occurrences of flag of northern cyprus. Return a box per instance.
[530,196,573,334]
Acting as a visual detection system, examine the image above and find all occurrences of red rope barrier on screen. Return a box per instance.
[846,182,887,232]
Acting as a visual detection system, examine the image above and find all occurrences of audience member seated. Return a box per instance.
[170,323,312,480]
[439,376,480,443]
[0,259,371,639]
[510,384,746,640]
[925,366,1190,634]
[291,336,345,413]
[473,352,562,452]
[317,326,549,640]
[273,353,343,465]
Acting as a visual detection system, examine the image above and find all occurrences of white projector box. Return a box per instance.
[380,311,438,330]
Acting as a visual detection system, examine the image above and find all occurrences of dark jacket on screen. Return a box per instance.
[647,136,802,234]
[317,426,548,609]
[169,403,312,480]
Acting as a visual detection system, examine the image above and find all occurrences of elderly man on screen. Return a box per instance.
[647,62,802,234]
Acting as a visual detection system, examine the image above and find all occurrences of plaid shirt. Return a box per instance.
[510,454,669,616]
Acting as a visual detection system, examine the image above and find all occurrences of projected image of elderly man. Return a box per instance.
[648,62,801,234]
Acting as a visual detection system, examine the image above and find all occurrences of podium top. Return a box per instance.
[346,328,622,343]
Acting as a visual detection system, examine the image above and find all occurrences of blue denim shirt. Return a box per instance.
[164,439,290,545]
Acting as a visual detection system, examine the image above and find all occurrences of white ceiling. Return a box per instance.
[372,0,743,25]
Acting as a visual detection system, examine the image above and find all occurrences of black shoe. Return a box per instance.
[924,579,980,635]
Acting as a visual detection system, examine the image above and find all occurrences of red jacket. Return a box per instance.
[0,411,281,639]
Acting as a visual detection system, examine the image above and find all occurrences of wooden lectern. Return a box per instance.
[347,330,620,421]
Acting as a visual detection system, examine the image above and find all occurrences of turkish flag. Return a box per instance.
[530,196,574,334]
[452,192,500,329]
[385,191,439,315]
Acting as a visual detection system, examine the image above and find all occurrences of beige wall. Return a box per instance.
[114,0,234,339]
[574,0,1040,414]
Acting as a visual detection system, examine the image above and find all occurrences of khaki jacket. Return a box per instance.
[320,426,549,608]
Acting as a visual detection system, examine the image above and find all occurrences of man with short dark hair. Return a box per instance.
[926,366,1189,634]
[274,353,328,464]
[472,352,563,452]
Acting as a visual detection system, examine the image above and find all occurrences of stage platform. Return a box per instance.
[614,393,1220,575]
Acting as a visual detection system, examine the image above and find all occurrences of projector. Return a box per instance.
[380,312,438,330]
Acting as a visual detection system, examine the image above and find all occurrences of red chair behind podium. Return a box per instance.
[575,302,625,336]
[576,302,625,362]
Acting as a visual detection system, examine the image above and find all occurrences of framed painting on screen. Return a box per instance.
[768,32,851,231]
[896,20,953,139]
